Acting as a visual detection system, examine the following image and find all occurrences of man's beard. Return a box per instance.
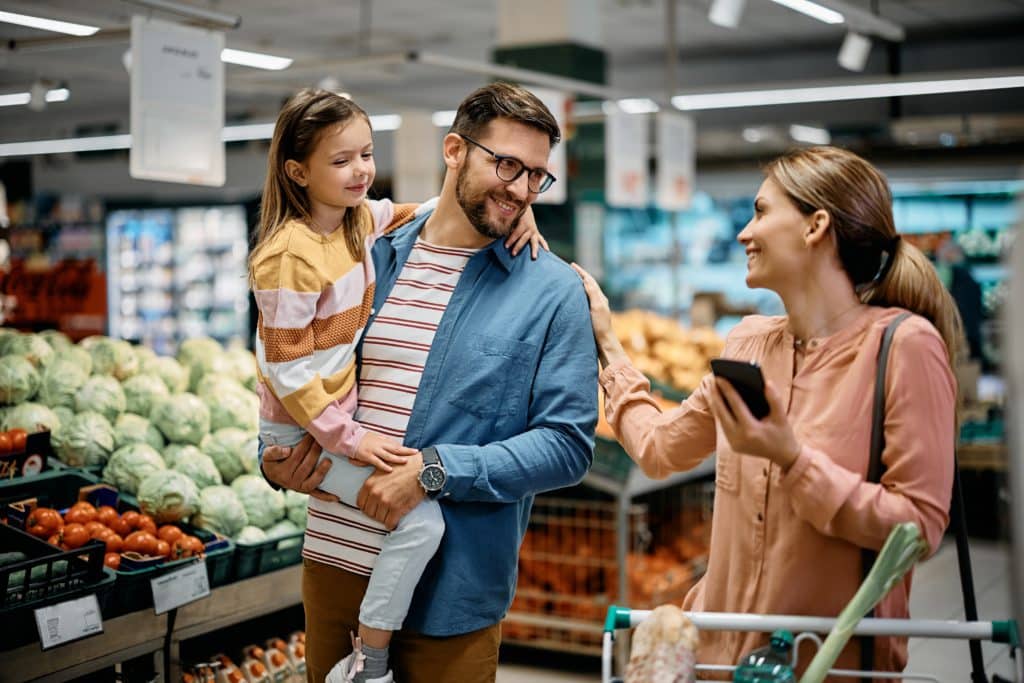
[455,163,525,240]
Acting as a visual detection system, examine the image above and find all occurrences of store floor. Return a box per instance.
[495,538,1018,682]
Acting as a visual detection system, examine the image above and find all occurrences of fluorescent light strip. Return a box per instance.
[789,124,831,144]
[770,0,843,24]
[0,10,99,36]
[220,48,293,71]
[673,75,1024,110]
[432,110,457,127]
[0,88,70,108]
[371,114,402,131]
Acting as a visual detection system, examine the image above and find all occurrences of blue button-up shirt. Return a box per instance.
[368,211,598,636]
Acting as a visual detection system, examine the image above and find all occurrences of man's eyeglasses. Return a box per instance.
[460,135,557,194]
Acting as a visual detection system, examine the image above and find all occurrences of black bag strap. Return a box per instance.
[860,312,988,683]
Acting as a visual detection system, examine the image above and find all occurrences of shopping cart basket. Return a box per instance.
[601,605,1022,682]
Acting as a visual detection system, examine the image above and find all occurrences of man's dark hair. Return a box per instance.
[450,82,561,147]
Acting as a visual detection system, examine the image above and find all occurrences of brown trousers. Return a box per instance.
[301,558,501,683]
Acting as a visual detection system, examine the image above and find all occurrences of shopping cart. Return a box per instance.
[601,605,1022,682]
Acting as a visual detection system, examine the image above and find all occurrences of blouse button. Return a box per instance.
[757,512,764,522]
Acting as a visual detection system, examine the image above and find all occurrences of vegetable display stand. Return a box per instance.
[232,530,304,580]
[600,606,1022,682]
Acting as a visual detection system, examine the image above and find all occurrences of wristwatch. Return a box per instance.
[418,446,447,498]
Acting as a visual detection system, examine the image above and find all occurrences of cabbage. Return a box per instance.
[39,330,73,351]
[193,485,248,537]
[52,406,75,430]
[52,346,92,375]
[177,337,227,391]
[264,519,303,547]
[113,413,165,450]
[150,393,210,445]
[163,443,202,468]
[75,376,126,423]
[52,411,115,467]
[234,525,268,545]
[200,427,254,483]
[89,338,139,380]
[132,345,157,368]
[172,449,223,489]
[206,387,258,433]
[3,402,61,435]
[142,356,189,393]
[121,373,169,417]
[284,490,308,528]
[37,358,88,409]
[0,355,40,404]
[4,334,53,368]
[195,373,246,400]
[137,470,200,523]
[223,347,258,388]
[102,443,167,496]
[230,474,286,530]
[78,335,106,350]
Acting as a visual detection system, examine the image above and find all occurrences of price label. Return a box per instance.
[34,594,103,650]
[151,561,210,615]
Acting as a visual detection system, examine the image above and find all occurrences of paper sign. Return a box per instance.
[530,88,569,205]
[35,594,103,650]
[130,15,225,186]
[605,108,649,208]
[151,561,210,615]
[656,113,696,211]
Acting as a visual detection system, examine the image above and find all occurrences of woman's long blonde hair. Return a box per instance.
[249,88,372,285]
[766,146,964,365]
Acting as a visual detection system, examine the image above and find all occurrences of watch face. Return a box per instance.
[421,465,445,491]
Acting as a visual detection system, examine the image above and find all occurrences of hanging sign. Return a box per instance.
[656,113,696,211]
[530,88,569,205]
[605,108,649,208]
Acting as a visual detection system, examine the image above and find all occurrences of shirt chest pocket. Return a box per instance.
[447,335,536,418]
[714,436,741,495]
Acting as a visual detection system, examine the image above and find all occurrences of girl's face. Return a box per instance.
[297,117,375,211]
[737,176,813,292]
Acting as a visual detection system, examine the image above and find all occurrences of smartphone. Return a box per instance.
[710,358,770,420]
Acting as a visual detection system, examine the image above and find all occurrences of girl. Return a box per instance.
[250,88,546,683]
[573,146,961,677]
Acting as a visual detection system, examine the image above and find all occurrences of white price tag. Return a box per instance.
[34,594,103,650]
[151,561,210,615]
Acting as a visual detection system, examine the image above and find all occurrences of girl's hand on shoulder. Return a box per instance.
[709,378,801,470]
[505,205,549,259]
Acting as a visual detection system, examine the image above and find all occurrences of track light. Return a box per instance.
[838,31,872,72]
[709,0,746,29]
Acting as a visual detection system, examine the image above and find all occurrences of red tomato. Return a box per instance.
[65,502,98,525]
[85,521,107,538]
[47,533,62,548]
[157,525,183,544]
[124,531,158,556]
[120,511,140,530]
[154,540,171,558]
[136,514,157,536]
[104,553,121,570]
[0,432,11,454]
[26,508,64,539]
[109,515,132,537]
[61,523,90,550]
[96,506,119,527]
[104,533,124,554]
[8,429,26,452]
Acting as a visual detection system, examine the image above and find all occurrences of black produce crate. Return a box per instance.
[233,531,304,580]
[0,430,54,482]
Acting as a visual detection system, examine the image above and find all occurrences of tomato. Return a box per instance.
[0,433,11,454]
[157,525,183,544]
[47,533,62,548]
[65,502,97,525]
[85,521,107,538]
[8,429,27,452]
[61,523,90,550]
[104,533,124,554]
[104,553,121,570]
[170,535,202,559]
[154,540,170,558]
[96,506,119,527]
[109,515,132,537]
[136,514,157,536]
[124,531,158,556]
[120,511,140,530]
[26,508,64,539]
[182,535,204,556]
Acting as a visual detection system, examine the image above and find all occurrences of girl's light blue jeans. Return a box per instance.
[261,418,444,630]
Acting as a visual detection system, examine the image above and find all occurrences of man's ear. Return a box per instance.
[442,133,466,171]
[284,159,307,187]
[805,209,832,247]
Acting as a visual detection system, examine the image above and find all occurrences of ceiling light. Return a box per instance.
[789,124,831,144]
[0,87,70,108]
[742,128,764,143]
[220,48,293,71]
[0,10,99,36]
[432,110,457,127]
[616,98,660,114]
[709,0,747,29]
[837,31,871,72]
[770,0,843,25]
[672,74,1024,110]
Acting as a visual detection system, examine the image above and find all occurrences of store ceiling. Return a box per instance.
[1,0,1023,158]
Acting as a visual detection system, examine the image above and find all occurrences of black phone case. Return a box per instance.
[710,359,770,419]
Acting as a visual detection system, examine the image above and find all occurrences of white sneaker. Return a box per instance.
[324,634,394,683]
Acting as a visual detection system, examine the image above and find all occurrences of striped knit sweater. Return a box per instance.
[252,198,423,456]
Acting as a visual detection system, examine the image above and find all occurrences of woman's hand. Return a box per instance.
[261,434,340,502]
[709,378,801,470]
[570,263,629,369]
[505,205,549,259]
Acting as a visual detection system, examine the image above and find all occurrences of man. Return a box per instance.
[261,82,598,683]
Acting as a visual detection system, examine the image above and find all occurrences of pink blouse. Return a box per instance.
[600,306,955,675]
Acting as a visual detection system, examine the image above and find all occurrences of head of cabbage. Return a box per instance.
[193,485,248,537]
[113,413,165,450]
[150,393,210,445]
[0,355,40,405]
[75,375,126,423]
[39,330,72,351]
[89,338,139,380]
[171,449,223,489]
[3,333,53,368]
[141,356,188,393]
[177,337,228,392]
[37,358,89,409]
[121,373,169,417]
[223,347,258,388]
[52,346,93,375]
[200,428,255,484]
[284,490,308,528]
[137,470,200,524]
[3,402,61,435]
[163,443,203,469]
[53,411,115,467]
[230,474,286,530]
[206,387,258,433]
[102,443,167,496]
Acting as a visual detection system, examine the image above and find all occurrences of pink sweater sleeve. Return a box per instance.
[302,386,369,458]
[600,360,718,479]
[781,324,955,556]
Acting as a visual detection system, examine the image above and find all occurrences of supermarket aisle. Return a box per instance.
[495,538,1018,681]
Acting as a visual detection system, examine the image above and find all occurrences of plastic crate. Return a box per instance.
[592,436,633,483]
[232,531,304,580]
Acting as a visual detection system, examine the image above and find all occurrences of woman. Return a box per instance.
[572,146,961,675]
